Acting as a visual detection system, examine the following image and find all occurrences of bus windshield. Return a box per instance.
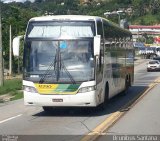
[24,40,95,83]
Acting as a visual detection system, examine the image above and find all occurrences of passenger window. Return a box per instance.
[97,20,103,38]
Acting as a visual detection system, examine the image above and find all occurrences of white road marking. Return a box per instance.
[0,114,22,124]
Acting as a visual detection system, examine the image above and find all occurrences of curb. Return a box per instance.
[0,94,15,103]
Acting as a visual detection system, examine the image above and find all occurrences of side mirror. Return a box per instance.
[94,35,101,56]
[12,35,23,57]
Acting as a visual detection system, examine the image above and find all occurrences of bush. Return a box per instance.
[0,79,22,95]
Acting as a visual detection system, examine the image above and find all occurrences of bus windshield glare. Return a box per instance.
[27,21,95,38]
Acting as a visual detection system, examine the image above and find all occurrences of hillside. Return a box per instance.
[0,0,160,72]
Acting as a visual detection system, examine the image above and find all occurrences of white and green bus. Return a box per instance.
[13,15,134,111]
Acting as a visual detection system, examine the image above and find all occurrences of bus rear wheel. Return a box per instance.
[121,76,130,96]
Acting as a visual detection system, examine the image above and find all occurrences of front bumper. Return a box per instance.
[147,67,160,71]
[24,90,98,107]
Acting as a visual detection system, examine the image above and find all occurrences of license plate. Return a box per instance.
[52,99,63,102]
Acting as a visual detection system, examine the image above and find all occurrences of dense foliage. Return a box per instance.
[1,0,160,73]
[0,79,22,95]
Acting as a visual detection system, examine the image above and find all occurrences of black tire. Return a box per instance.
[42,106,53,112]
[98,83,109,110]
[120,77,130,96]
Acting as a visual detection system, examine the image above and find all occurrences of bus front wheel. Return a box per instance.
[42,106,53,112]
[98,83,109,110]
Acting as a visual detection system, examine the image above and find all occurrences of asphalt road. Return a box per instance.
[0,59,159,141]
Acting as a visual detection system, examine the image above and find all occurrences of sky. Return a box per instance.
[2,0,35,3]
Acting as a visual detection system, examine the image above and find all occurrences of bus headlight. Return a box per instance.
[78,86,96,93]
[23,85,38,93]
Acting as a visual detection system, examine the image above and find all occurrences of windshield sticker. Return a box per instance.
[60,41,67,49]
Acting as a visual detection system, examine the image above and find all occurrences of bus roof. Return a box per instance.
[29,15,131,35]
[29,15,101,22]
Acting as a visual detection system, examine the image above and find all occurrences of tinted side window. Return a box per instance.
[97,20,103,38]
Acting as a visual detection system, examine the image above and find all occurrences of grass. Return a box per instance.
[11,91,23,101]
[0,79,22,95]
[0,79,23,101]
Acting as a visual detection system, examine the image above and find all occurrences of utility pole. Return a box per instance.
[104,11,121,26]
[0,1,4,86]
[9,24,12,76]
[104,10,127,28]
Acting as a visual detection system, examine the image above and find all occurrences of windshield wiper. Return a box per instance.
[60,53,76,84]
[39,55,57,84]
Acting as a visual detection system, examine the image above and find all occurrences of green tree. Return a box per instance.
[146,36,154,44]
[150,0,160,14]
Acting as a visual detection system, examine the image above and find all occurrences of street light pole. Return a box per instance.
[0,1,4,86]
[116,11,122,26]
[9,24,12,76]
[104,11,121,26]
[104,10,125,27]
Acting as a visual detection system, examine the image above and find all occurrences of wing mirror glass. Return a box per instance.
[12,36,23,57]
[94,35,101,56]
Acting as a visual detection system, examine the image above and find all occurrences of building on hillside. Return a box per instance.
[80,0,92,4]
[80,0,106,5]
[129,25,160,42]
